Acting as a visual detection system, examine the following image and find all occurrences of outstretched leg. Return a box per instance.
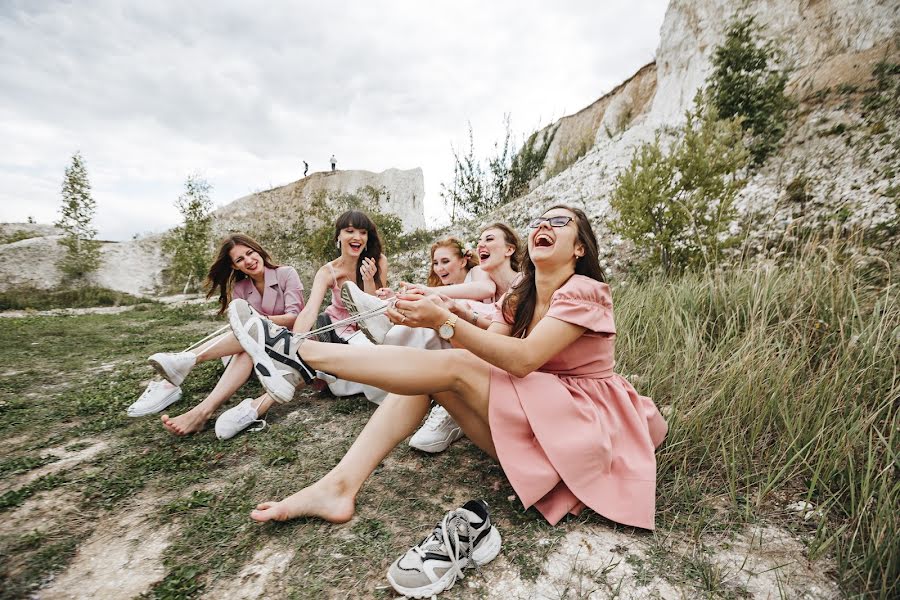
[251,347,496,524]
[162,352,253,435]
[192,332,245,364]
[251,393,431,523]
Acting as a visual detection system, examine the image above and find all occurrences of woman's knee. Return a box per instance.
[447,350,489,391]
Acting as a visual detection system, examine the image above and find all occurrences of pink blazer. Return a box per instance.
[232,266,304,317]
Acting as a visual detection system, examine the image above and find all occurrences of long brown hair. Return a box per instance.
[427,237,479,287]
[334,210,385,288]
[481,222,522,272]
[206,234,279,315]
[501,205,605,338]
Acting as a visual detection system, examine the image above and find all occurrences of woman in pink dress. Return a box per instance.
[235,205,668,530]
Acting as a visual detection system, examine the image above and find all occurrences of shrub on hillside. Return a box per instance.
[707,16,794,164]
[609,97,749,274]
[56,152,101,282]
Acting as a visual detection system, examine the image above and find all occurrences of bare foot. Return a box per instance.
[161,406,211,435]
[250,478,355,523]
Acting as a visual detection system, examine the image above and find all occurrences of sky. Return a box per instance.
[0,0,668,241]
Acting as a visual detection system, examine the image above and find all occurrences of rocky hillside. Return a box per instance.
[451,0,898,278]
[0,168,425,295]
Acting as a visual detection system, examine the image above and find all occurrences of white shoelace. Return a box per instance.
[412,511,477,584]
[296,298,396,340]
[422,406,449,431]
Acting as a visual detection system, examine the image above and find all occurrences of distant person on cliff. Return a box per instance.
[125,234,304,440]
[330,154,337,172]
[303,160,309,177]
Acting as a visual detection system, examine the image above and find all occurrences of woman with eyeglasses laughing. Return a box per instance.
[229,204,668,532]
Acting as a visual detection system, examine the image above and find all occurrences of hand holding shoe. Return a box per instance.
[389,292,449,329]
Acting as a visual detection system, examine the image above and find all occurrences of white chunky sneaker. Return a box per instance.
[148,351,196,387]
[340,281,392,344]
[228,298,316,403]
[126,380,182,417]
[214,398,267,440]
[387,499,501,599]
[409,405,464,453]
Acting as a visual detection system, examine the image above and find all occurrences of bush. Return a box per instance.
[56,152,101,281]
[0,286,148,311]
[609,98,749,274]
[161,175,214,293]
[707,16,794,164]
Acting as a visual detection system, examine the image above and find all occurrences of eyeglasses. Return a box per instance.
[528,216,573,228]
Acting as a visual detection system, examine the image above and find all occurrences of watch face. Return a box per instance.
[438,323,454,339]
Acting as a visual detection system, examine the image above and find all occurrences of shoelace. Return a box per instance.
[296,298,396,341]
[422,406,449,431]
[246,419,267,433]
[412,510,477,583]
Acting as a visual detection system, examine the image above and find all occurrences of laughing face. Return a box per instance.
[432,246,468,285]
[337,226,369,257]
[528,207,583,267]
[476,227,513,271]
[229,244,265,277]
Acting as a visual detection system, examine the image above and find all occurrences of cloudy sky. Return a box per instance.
[1,0,668,240]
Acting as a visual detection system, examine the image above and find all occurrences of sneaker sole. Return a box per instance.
[386,526,502,598]
[148,357,188,387]
[126,389,183,417]
[228,307,296,404]
[340,284,380,344]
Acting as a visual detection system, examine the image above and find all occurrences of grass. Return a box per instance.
[0,248,896,597]
[613,246,899,598]
[0,285,150,311]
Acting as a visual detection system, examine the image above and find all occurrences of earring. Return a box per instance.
[336,240,340,250]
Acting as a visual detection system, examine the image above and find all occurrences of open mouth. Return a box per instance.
[246,261,259,271]
[348,242,363,252]
[534,233,554,248]
[478,250,491,261]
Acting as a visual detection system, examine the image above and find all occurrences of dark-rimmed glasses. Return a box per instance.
[528,216,574,228]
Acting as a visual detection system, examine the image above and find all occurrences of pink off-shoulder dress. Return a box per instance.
[489,275,668,529]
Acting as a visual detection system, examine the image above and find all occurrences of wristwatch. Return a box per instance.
[438,313,459,340]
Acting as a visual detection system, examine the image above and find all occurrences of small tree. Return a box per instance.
[707,16,794,164]
[162,174,213,292]
[56,152,101,281]
[610,98,749,274]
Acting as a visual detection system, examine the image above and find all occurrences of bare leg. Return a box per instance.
[192,332,245,364]
[162,352,253,435]
[251,346,496,524]
[251,393,431,523]
[251,393,277,416]
[301,341,480,398]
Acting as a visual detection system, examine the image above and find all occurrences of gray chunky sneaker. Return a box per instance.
[387,499,501,598]
[227,299,315,403]
[340,281,393,344]
[148,351,196,386]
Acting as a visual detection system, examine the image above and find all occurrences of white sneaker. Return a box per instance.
[340,281,392,344]
[126,380,182,417]
[228,298,316,403]
[148,351,196,387]
[409,405,464,453]
[215,398,267,440]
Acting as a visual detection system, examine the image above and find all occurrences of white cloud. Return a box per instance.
[0,0,667,239]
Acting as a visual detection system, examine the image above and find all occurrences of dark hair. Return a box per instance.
[481,222,522,272]
[502,205,605,338]
[334,210,385,288]
[206,233,279,315]
[427,237,479,287]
